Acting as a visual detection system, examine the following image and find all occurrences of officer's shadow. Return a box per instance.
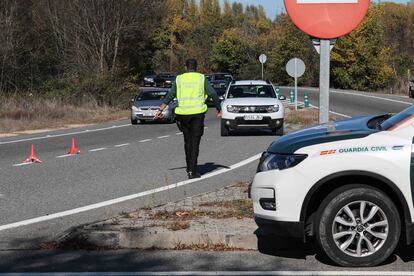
[169,162,230,175]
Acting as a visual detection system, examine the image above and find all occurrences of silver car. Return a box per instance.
[131,89,176,125]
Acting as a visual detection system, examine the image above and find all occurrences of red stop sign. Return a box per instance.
[284,0,370,39]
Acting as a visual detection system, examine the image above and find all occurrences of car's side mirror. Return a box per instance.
[279,95,286,101]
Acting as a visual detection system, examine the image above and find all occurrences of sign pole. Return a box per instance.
[261,63,264,80]
[319,39,330,124]
[294,58,298,111]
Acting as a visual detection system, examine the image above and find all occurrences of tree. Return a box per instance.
[331,6,393,91]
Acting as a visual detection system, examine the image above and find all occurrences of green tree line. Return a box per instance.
[0,0,413,106]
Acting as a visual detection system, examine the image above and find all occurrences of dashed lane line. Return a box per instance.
[0,124,131,145]
[88,148,107,152]
[139,139,152,143]
[114,143,130,148]
[157,135,170,139]
[175,132,183,135]
[56,154,73,158]
[0,153,262,231]
[12,162,35,167]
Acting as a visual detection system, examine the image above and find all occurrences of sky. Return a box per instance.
[220,0,411,19]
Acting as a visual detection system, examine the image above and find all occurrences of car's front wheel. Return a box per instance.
[131,118,138,125]
[221,120,230,136]
[317,185,401,267]
[273,124,284,136]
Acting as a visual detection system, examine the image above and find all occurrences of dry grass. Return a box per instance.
[174,243,245,251]
[150,199,253,221]
[285,108,337,126]
[0,95,128,134]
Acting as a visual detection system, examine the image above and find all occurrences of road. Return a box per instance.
[1,87,414,273]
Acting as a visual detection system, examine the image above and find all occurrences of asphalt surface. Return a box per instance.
[1,87,414,273]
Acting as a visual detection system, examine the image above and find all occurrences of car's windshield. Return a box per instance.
[159,73,174,78]
[137,91,168,101]
[380,105,414,130]
[143,70,156,76]
[214,74,232,81]
[227,85,276,98]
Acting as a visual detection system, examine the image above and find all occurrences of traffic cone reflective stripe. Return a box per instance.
[23,144,42,163]
[67,137,81,155]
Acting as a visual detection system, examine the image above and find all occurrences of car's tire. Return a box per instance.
[169,114,176,124]
[221,121,230,136]
[131,118,138,125]
[317,185,401,267]
[273,124,284,136]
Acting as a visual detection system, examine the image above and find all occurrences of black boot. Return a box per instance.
[188,171,201,179]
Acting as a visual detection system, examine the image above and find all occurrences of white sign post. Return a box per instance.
[259,54,267,80]
[286,58,306,111]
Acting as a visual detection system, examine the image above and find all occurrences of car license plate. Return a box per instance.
[144,111,154,117]
[244,115,263,121]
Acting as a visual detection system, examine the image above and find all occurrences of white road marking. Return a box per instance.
[56,154,72,158]
[0,153,262,231]
[139,139,152,143]
[31,271,414,276]
[300,87,412,106]
[296,101,351,119]
[88,148,107,152]
[13,162,34,167]
[0,124,131,145]
[175,132,183,135]
[157,135,170,139]
[204,126,208,129]
[114,143,130,148]
[331,89,412,106]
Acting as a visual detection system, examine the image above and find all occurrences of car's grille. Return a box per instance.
[233,106,273,113]
[140,107,159,111]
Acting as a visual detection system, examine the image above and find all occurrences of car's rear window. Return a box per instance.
[227,85,276,98]
[137,91,168,101]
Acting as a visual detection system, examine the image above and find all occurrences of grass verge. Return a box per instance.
[0,95,128,134]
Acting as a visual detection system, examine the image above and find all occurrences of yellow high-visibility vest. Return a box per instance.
[175,72,208,115]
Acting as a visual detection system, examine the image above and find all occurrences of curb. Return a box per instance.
[62,228,276,251]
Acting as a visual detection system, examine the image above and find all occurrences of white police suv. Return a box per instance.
[221,80,284,136]
[251,105,414,266]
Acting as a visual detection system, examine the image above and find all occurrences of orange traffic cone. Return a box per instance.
[67,137,81,155]
[23,144,42,163]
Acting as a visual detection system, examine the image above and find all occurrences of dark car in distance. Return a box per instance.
[141,70,157,87]
[206,73,234,106]
[409,80,414,98]
[154,73,176,88]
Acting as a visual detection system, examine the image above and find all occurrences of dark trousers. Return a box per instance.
[176,113,205,173]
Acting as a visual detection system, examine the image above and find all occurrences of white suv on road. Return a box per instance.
[221,80,284,136]
[252,106,414,267]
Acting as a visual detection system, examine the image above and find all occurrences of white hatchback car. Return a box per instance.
[221,80,284,136]
[252,106,414,267]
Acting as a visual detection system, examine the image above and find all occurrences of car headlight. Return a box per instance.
[132,106,139,112]
[267,105,279,113]
[144,77,153,82]
[257,152,308,172]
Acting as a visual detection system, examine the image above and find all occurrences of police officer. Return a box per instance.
[155,59,222,179]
